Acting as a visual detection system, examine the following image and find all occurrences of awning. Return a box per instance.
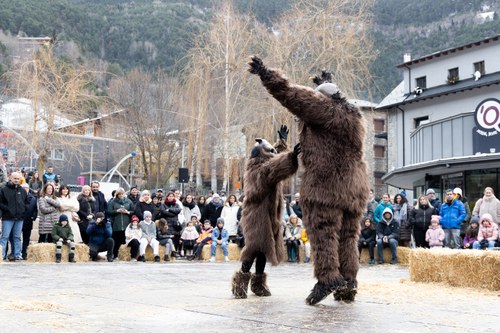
[383,153,500,189]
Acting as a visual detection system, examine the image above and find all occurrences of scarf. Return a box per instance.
[164,197,176,205]
[211,200,222,208]
[184,200,196,209]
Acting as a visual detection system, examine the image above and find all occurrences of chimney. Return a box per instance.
[403,53,411,62]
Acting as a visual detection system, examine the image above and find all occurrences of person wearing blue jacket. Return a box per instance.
[439,189,466,249]
[373,194,393,224]
[87,212,115,262]
[209,217,229,262]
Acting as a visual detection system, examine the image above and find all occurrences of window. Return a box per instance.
[474,61,485,75]
[415,76,427,89]
[374,172,385,185]
[373,119,385,131]
[447,67,459,83]
[374,145,385,158]
[50,149,64,160]
[414,116,429,128]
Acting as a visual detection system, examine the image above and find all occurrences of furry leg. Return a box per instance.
[304,207,345,305]
[231,271,252,299]
[250,273,271,297]
[333,210,361,302]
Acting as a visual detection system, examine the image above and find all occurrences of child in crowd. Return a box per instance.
[125,215,142,261]
[300,228,311,263]
[157,218,175,261]
[138,211,160,262]
[425,215,445,248]
[285,214,302,262]
[51,214,76,263]
[180,216,200,259]
[193,220,213,259]
[463,217,479,249]
[358,218,376,265]
[209,217,229,262]
[473,213,499,250]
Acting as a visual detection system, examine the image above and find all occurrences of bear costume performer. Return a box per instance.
[231,126,300,299]
[249,56,369,305]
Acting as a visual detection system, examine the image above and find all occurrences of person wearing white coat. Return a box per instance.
[57,185,82,243]
[221,194,240,242]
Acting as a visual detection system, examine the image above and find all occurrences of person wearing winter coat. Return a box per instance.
[125,215,142,261]
[182,194,201,225]
[473,213,499,249]
[57,184,81,243]
[138,211,160,262]
[358,218,376,264]
[209,217,229,262]
[77,185,95,245]
[393,193,411,246]
[300,228,311,264]
[156,191,183,252]
[373,194,393,224]
[180,218,200,258]
[472,187,500,225]
[87,212,114,262]
[134,190,157,221]
[202,193,223,227]
[376,208,400,264]
[193,220,213,259]
[439,189,466,249]
[463,217,479,249]
[108,187,135,259]
[425,215,445,248]
[20,183,37,259]
[38,183,61,243]
[285,214,303,262]
[51,214,76,263]
[220,194,240,242]
[409,195,434,248]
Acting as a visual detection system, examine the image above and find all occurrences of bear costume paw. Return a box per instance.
[333,279,357,302]
[305,275,345,305]
[250,273,272,297]
[248,56,271,80]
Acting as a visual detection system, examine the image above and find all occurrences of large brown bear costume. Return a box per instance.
[249,56,369,305]
[232,127,300,299]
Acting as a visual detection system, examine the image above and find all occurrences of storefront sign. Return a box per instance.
[473,98,500,153]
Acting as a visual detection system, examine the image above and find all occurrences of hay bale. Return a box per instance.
[397,246,411,266]
[201,243,241,261]
[409,248,500,290]
[118,244,171,262]
[27,243,89,263]
[359,246,410,265]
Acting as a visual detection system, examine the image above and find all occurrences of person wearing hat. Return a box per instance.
[138,210,160,262]
[86,212,114,262]
[473,213,499,250]
[201,193,223,228]
[425,215,445,248]
[463,217,479,249]
[426,188,442,215]
[51,214,76,263]
[209,217,229,262]
[453,187,471,238]
[125,215,142,261]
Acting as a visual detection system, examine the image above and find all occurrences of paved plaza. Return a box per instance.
[0,260,498,332]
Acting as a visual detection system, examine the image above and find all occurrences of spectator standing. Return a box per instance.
[134,190,157,221]
[209,217,229,262]
[125,215,141,261]
[426,189,442,214]
[156,191,182,252]
[173,189,185,227]
[28,171,42,197]
[463,217,479,249]
[90,181,107,217]
[358,218,376,265]
[202,193,223,227]
[439,189,466,249]
[77,185,95,245]
[454,187,471,238]
[0,172,28,261]
[196,195,207,218]
[21,183,37,259]
[108,187,135,260]
[409,195,434,248]
[393,193,411,247]
[221,194,240,243]
[473,213,499,249]
[373,193,393,224]
[42,166,57,185]
[38,183,61,243]
[472,187,500,225]
[87,212,114,262]
[182,194,201,224]
[51,214,76,263]
[376,208,400,264]
[127,186,140,206]
[57,184,81,243]
[425,215,445,248]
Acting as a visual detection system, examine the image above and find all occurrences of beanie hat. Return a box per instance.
[143,211,152,219]
[212,193,220,199]
[131,215,140,223]
[59,214,69,222]
[426,189,435,195]
[453,187,462,197]
[431,215,441,224]
[190,213,198,219]
[217,217,225,225]
[96,212,105,219]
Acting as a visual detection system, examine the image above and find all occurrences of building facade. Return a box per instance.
[377,34,500,204]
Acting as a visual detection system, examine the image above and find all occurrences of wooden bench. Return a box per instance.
[27,243,90,262]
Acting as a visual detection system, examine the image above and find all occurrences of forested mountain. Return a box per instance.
[0,0,499,101]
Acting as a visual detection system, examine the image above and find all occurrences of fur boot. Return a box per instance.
[333,279,357,302]
[250,273,271,297]
[231,271,251,299]
[305,275,345,305]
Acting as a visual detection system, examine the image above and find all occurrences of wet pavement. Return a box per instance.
[0,260,498,332]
